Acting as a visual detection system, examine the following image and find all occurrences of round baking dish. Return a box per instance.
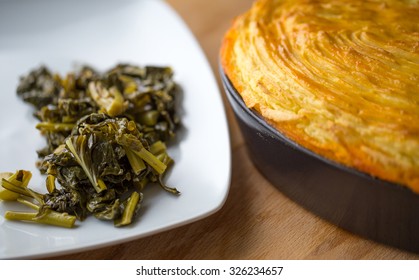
[220,69,419,253]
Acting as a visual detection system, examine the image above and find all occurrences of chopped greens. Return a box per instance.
[0,64,181,228]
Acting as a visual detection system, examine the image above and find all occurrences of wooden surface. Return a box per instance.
[51,0,419,260]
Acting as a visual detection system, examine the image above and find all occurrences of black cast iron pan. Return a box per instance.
[220,69,419,254]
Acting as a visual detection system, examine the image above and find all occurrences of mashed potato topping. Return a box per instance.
[221,0,419,191]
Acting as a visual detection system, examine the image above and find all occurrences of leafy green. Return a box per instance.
[0,63,181,228]
[16,66,61,109]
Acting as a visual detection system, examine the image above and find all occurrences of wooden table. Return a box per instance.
[52,0,419,260]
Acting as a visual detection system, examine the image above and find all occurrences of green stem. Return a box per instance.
[133,148,166,174]
[36,122,75,132]
[5,209,76,228]
[117,134,166,174]
[1,178,43,200]
[125,148,146,175]
[17,198,39,210]
[46,175,56,193]
[114,192,141,227]
[149,141,166,155]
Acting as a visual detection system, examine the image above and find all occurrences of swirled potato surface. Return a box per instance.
[221,0,419,191]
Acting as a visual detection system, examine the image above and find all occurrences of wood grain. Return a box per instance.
[50,0,419,260]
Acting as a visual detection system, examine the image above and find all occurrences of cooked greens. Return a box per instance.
[0,170,76,228]
[0,64,181,227]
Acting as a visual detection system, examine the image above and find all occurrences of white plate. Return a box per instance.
[0,0,231,259]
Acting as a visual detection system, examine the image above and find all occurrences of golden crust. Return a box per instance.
[221,0,419,192]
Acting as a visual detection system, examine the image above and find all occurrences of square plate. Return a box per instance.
[0,0,231,259]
